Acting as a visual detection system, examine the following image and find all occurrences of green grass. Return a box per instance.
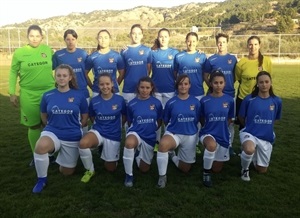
[0,64,299,217]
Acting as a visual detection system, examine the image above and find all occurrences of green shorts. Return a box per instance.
[19,88,52,127]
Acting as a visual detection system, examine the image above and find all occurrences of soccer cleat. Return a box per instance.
[196,146,202,154]
[203,172,212,187]
[168,150,176,160]
[124,174,133,187]
[241,169,250,181]
[157,175,167,188]
[49,155,56,164]
[81,170,95,183]
[32,177,47,194]
[229,147,236,156]
[29,159,35,167]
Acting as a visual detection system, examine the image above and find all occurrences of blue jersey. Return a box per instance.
[199,94,235,148]
[127,96,163,146]
[174,51,207,96]
[204,53,237,97]
[151,48,179,93]
[164,95,200,135]
[52,48,89,98]
[89,94,126,142]
[41,89,88,141]
[85,50,125,93]
[239,94,282,144]
[120,45,152,93]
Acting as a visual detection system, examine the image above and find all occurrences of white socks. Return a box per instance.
[34,153,49,178]
[123,147,134,175]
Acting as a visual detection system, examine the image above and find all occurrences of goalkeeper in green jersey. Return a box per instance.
[9,25,55,166]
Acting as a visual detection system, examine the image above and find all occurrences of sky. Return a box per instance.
[0,0,225,27]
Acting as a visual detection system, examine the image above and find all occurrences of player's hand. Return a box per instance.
[10,95,19,107]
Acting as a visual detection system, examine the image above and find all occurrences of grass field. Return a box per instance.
[0,64,299,217]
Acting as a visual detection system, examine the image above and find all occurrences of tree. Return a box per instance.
[276,15,294,33]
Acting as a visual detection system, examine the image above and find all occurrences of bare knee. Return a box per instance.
[139,160,150,173]
[59,166,75,176]
[104,162,118,172]
[178,162,192,173]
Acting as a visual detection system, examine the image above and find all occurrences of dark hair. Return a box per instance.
[247,35,263,68]
[136,76,156,96]
[215,32,229,43]
[63,29,78,39]
[130,24,143,34]
[27,25,43,36]
[251,71,275,97]
[98,72,115,94]
[175,74,190,90]
[208,70,225,94]
[186,32,198,41]
[54,64,78,89]
[96,29,111,50]
[151,28,170,50]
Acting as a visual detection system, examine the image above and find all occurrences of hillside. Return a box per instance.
[1,0,299,34]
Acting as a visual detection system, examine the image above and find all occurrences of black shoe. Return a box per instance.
[203,172,212,187]
[29,159,35,167]
[49,155,56,164]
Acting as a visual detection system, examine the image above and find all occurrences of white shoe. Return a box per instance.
[241,169,250,182]
[157,175,167,188]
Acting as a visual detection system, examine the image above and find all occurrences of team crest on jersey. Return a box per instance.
[223,102,228,108]
[109,58,114,63]
[150,104,155,110]
[68,97,74,102]
[41,53,47,58]
[270,104,275,111]
[228,59,232,64]
[168,54,173,60]
[195,57,200,63]
[190,104,195,111]
[77,57,82,63]
[139,50,144,55]
[112,104,118,110]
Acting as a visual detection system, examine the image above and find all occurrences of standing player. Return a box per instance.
[32,64,88,193]
[239,71,282,182]
[150,28,179,149]
[119,24,152,104]
[85,29,125,97]
[203,32,237,156]
[79,73,127,183]
[174,32,207,100]
[123,77,163,187]
[199,71,235,187]
[157,74,201,188]
[235,35,272,130]
[52,29,89,134]
[9,25,55,166]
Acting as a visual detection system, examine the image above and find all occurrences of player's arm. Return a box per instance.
[9,54,20,107]
[238,116,245,127]
[117,69,125,85]
[41,113,48,126]
[204,72,210,87]
[147,63,152,76]
[85,70,93,89]
[81,113,89,128]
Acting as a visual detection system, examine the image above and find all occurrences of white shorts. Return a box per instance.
[240,131,273,167]
[88,129,120,162]
[122,93,136,104]
[40,131,79,168]
[155,92,175,108]
[127,131,154,165]
[164,131,198,163]
[199,134,230,162]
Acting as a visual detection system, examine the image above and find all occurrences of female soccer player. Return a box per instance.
[156,74,201,188]
[174,32,207,100]
[235,35,272,129]
[9,25,55,166]
[239,71,282,182]
[85,29,125,97]
[119,24,152,104]
[79,73,127,183]
[199,71,235,187]
[203,33,237,156]
[32,64,88,193]
[52,29,89,133]
[123,77,163,187]
[150,28,179,148]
